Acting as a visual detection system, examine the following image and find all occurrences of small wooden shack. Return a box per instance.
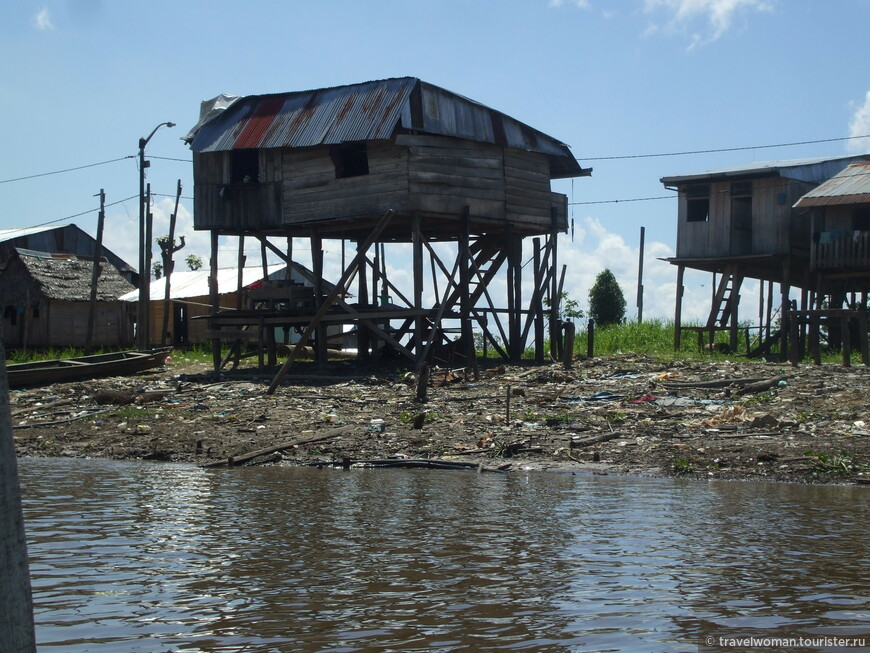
[186,77,589,379]
[0,224,137,285]
[120,262,340,347]
[0,249,135,348]
[661,154,870,361]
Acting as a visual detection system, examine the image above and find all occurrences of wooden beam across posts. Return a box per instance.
[266,209,394,394]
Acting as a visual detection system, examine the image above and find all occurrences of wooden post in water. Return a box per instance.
[0,336,36,651]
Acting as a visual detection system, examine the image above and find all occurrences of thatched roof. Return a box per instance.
[0,249,135,304]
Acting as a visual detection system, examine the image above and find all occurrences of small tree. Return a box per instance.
[544,291,585,323]
[185,254,203,271]
[588,269,626,326]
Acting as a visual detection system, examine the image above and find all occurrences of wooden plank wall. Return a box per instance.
[4,302,134,348]
[148,294,238,345]
[282,142,409,224]
[404,135,505,220]
[503,150,554,228]
[676,177,810,259]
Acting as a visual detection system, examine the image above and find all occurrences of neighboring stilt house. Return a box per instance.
[661,153,870,361]
[184,77,590,380]
[0,249,135,349]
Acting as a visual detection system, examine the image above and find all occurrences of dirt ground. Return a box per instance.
[10,350,870,484]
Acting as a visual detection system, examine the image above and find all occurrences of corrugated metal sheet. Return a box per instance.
[661,154,870,185]
[188,77,585,178]
[119,265,286,302]
[794,161,870,207]
[191,78,417,153]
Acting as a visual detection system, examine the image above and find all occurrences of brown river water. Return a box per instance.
[18,458,870,652]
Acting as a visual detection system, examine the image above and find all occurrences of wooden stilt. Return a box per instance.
[674,265,685,350]
[209,231,221,379]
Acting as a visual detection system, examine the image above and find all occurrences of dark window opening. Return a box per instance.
[731,182,752,232]
[4,305,17,326]
[331,143,369,179]
[731,181,752,197]
[231,149,259,184]
[686,185,710,223]
[853,206,870,231]
[32,305,40,319]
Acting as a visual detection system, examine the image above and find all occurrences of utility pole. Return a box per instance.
[86,189,106,353]
[137,121,175,350]
[159,180,184,346]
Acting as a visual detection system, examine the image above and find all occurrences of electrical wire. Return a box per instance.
[0,156,135,184]
[581,134,870,162]
[3,194,140,233]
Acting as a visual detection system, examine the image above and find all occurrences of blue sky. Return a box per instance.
[2,0,869,322]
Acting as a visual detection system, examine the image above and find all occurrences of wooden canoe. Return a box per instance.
[5,348,172,388]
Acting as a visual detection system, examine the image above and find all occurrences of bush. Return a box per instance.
[589,269,626,326]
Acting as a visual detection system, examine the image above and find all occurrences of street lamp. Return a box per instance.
[138,121,175,350]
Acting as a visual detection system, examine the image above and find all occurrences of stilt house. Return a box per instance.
[661,153,870,362]
[185,77,590,379]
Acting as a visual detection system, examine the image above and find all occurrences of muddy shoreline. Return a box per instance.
[10,353,870,485]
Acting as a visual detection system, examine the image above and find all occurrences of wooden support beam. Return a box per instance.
[674,265,685,350]
[209,231,221,379]
[266,209,394,394]
[412,213,424,360]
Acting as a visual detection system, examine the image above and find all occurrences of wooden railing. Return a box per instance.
[812,231,870,269]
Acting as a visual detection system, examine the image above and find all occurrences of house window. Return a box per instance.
[686,185,710,223]
[853,206,870,231]
[230,149,259,183]
[731,181,752,231]
[331,143,369,179]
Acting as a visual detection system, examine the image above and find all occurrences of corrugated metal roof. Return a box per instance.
[188,77,586,179]
[0,225,60,243]
[661,154,870,185]
[118,261,334,302]
[794,161,870,207]
[119,265,286,302]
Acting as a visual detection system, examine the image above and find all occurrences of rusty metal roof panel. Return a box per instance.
[188,77,587,178]
[192,78,417,152]
[794,161,870,207]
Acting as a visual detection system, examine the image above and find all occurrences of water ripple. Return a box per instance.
[19,458,869,652]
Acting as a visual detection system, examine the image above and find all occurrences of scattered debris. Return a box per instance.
[10,353,870,484]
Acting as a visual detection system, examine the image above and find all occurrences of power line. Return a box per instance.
[581,134,870,162]
[0,156,135,184]
[149,155,193,163]
[4,194,140,233]
[570,195,673,206]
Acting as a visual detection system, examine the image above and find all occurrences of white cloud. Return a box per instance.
[34,7,55,30]
[643,0,772,47]
[847,90,870,154]
[548,0,592,9]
